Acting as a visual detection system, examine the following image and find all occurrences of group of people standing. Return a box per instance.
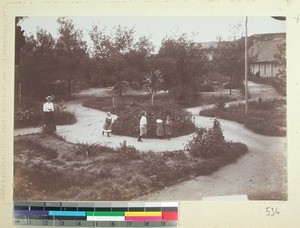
[137,111,173,142]
[102,110,173,141]
[43,95,173,141]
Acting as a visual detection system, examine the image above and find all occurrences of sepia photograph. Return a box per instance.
[13,16,286,202]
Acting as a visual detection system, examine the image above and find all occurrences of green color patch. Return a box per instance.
[86,211,124,216]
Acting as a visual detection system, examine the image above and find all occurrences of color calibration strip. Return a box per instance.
[14,202,178,227]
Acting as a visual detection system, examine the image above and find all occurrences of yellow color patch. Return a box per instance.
[124,212,162,217]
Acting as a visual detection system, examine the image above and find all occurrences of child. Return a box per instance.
[138,111,147,142]
[156,119,164,139]
[102,112,113,137]
[164,115,172,140]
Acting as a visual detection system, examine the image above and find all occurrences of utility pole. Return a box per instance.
[245,16,248,115]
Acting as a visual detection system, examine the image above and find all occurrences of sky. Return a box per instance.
[19,16,286,51]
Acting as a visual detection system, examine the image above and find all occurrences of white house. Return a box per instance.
[248,38,285,78]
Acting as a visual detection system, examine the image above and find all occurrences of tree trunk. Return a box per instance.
[30,88,34,100]
[67,79,72,96]
[151,93,154,106]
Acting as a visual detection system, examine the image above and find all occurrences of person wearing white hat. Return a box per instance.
[43,96,56,132]
[156,118,164,139]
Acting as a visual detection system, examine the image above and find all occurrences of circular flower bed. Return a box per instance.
[112,102,195,138]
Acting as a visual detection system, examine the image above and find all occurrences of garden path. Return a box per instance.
[14,81,287,200]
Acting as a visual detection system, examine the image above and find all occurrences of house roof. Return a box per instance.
[248,38,285,63]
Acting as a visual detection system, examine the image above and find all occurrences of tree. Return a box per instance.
[56,17,89,96]
[213,37,245,95]
[16,29,59,100]
[15,17,26,104]
[15,17,26,65]
[274,41,286,95]
[213,24,256,95]
[157,34,209,102]
[89,24,154,94]
[143,69,163,105]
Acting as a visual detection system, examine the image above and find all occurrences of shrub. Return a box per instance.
[198,84,214,92]
[74,141,114,157]
[15,100,76,128]
[14,106,44,128]
[215,97,226,110]
[185,119,227,159]
[200,99,286,136]
[249,75,286,96]
[117,141,141,160]
[223,82,242,90]
[55,110,77,125]
[112,102,195,138]
[168,85,198,106]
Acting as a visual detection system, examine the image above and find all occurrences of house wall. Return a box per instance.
[250,62,281,77]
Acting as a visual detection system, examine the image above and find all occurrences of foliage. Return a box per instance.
[215,98,226,110]
[213,25,256,95]
[15,17,26,65]
[168,84,198,106]
[74,141,113,157]
[54,100,77,125]
[56,17,89,96]
[158,34,209,86]
[143,69,164,105]
[15,106,44,128]
[185,119,227,158]
[112,102,195,138]
[88,24,154,91]
[200,99,286,136]
[15,138,58,160]
[249,74,286,96]
[273,42,286,94]
[14,132,248,201]
[223,82,242,90]
[198,84,214,92]
[16,30,59,101]
[117,141,141,160]
[14,100,76,129]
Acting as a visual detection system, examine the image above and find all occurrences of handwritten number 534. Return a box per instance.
[266,207,280,216]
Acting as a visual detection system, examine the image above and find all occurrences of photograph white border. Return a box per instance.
[1,0,300,227]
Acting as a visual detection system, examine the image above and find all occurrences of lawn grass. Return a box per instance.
[14,133,248,201]
[200,99,286,136]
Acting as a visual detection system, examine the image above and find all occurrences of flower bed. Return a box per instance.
[112,102,195,138]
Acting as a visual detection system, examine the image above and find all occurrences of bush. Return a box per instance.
[200,99,286,136]
[117,141,141,160]
[215,97,226,110]
[55,110,77,125]
[112,102,195,138]
[249,75,286,96]
[14,100,77,129]
[168,85,198,106]
[198,84,214,92]
[14,106,44,128]
[185,119,227,159]
[223,82,242,90]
